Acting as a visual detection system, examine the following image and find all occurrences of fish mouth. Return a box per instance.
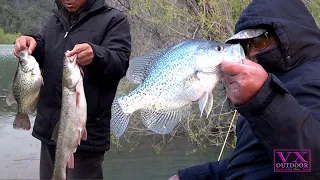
[223,44,246,63]
[65,51,77,64]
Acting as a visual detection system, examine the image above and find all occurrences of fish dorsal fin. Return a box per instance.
[5,83,16,106]
[126,48,170,84]
[6,63,20,106]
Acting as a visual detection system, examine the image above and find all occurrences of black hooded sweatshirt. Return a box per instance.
[30,0,131,152]
[178,0,320,179]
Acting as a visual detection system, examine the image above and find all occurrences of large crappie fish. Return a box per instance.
[51,50,87,180]
[6,49,43,130]
[110,39,245,138]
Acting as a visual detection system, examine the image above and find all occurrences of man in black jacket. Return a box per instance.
[169,0,320,179]
[13,0,131,179]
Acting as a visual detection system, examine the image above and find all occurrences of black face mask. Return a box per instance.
[255,45,288,74]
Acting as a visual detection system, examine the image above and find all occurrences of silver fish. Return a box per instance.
[6,49,43,130]
[110,39,245,138]
[51,51,87,180]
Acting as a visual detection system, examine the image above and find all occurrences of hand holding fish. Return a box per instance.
[13,36,37,57]
[221,59,268,106]
[67,43,94,66]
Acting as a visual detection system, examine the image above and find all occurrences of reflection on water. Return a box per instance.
[103,138,233,180]
[0,44,233,179]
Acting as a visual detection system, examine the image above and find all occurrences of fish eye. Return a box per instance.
[215,45,223,51]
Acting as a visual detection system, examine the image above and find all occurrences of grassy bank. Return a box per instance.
[0,28,21,44]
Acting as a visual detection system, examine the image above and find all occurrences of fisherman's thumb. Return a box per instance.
[27,37,37,55]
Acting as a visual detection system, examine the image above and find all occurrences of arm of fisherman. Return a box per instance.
[67,13,131,79]
[168,158,230,180]
[221,59,320,178]
[31,27,46,65]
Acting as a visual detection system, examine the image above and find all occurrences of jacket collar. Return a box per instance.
[54,0,107,31]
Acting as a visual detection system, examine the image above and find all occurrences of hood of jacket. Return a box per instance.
[230,0,320,73]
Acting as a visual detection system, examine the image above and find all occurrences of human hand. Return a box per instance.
[168,175,180,180]
[13,36,37,57]
[68,43,94,66]
[221,59,268,106]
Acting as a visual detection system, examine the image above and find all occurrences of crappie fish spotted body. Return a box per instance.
[111,39,245,138]
[6,49,43,130]
[51,51,87,180]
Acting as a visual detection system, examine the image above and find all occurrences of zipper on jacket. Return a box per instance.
[64,23,74,38]
[64,31,69,38]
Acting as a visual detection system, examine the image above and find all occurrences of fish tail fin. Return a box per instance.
[13,112,31,130]
[141,105,192,134]
[110,93,131,138]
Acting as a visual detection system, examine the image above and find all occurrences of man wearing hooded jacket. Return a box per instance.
[13,0,131,179]
[169,0,320,179]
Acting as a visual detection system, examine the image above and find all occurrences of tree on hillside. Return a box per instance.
[0,0,53,34]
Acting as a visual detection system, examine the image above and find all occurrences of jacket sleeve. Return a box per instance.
[236,73,320,178]
[177,158,229,180]
[31,27,46,69]
[28,15,56,68]
[23,23,47,70]
[87,13,131,80]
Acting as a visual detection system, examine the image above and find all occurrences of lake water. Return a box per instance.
[0,44,233,180]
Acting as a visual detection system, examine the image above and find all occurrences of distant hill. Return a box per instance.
[0,0,55,35]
